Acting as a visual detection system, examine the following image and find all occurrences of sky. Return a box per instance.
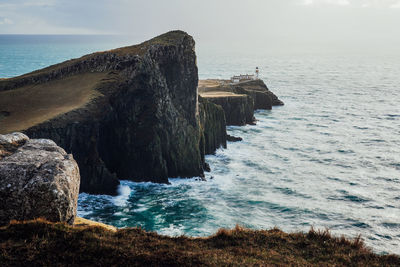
[0,0,399,53]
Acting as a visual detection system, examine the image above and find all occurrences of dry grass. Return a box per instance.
[199,92,246,98]
[0,31,188,84]
[0,219,398,266]
[0,31,192,135]
[198,79,230,88]
[0,72,106,134]
[73,217,117,232]
[198,80,246,99]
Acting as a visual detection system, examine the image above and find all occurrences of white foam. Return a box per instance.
[159,224,185,237]
[112,183,132,207]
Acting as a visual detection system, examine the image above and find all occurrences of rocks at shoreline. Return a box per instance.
[233,79,284,108]
[227,135,243,142]
[198,79,284,126]
[0,132,80,226]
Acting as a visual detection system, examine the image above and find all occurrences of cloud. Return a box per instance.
[302,0,350,6]
[0,17,13,25]
[0,0,399,38]
[301,0,400,7]
[0,0,55,9]
[391,1,400,8]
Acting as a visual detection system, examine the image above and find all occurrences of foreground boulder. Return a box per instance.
[0,132,80,226]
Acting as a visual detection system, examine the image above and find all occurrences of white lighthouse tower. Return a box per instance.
[255,67,259,80]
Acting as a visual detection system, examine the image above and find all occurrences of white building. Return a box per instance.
[231,74,255,83]
[231,68,260,83]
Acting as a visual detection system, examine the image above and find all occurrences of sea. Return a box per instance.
[1,35,399,255]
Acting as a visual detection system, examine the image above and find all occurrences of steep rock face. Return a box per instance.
[198,97,227,155]
[231,79,284,108]
[198,79,283,126]
[0,31,209,195]
[0,132,80,226]
[205,95,255,126]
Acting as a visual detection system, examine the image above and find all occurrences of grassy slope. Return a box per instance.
[0,31,190,134]
[1,31,188,83]
[1,220,398,266]
[198,79,251,98]
[0,73,106,134]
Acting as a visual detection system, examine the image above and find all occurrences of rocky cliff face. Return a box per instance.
[0,31,220,195]
[198,79,284,126]
[231,79,284,109]
[199,97,227,155]
[204,95,255,126]
[0,132,80,226]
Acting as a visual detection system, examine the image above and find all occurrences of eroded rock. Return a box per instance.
[0,31,211,195]
[0,132,80,226]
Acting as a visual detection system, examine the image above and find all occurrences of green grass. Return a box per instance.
[1,219,398,266]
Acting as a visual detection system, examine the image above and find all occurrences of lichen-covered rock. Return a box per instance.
[0,132,80,226]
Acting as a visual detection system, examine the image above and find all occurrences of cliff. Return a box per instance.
[198,96,227,155]
[0,31,225,195]
[198,79,284,126]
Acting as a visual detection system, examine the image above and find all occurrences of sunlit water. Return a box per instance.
[1,36,399,254]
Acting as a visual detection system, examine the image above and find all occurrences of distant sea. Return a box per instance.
[1,35,399,255]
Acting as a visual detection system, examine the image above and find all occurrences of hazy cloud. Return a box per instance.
[302,0,350,6]
[0,17,13,25]
[301,0,400,7]
[0,0,399,53]
[391,1,400,8]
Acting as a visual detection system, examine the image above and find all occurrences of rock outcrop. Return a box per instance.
[227,135,243,142]
[0,132,80,226]
[0,31,225,195]
[199,97,227,155]
[202,94,255,126]
[198,79,284,126]
[232,79,284,109]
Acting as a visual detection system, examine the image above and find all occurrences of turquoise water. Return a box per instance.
[1,36,399,255]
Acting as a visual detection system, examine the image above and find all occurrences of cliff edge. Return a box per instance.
[198,79,284,126]
[0,31,221,195]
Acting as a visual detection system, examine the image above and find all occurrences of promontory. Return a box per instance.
[0,31,281,196]
[0,31,227,194]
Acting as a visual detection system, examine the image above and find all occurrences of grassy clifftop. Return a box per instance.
[0,30,193,134]
[0,30,190,83]
[1,219,398,266]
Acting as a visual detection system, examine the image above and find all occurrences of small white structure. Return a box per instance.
[230,74,255,83]
[230,68,260,83]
